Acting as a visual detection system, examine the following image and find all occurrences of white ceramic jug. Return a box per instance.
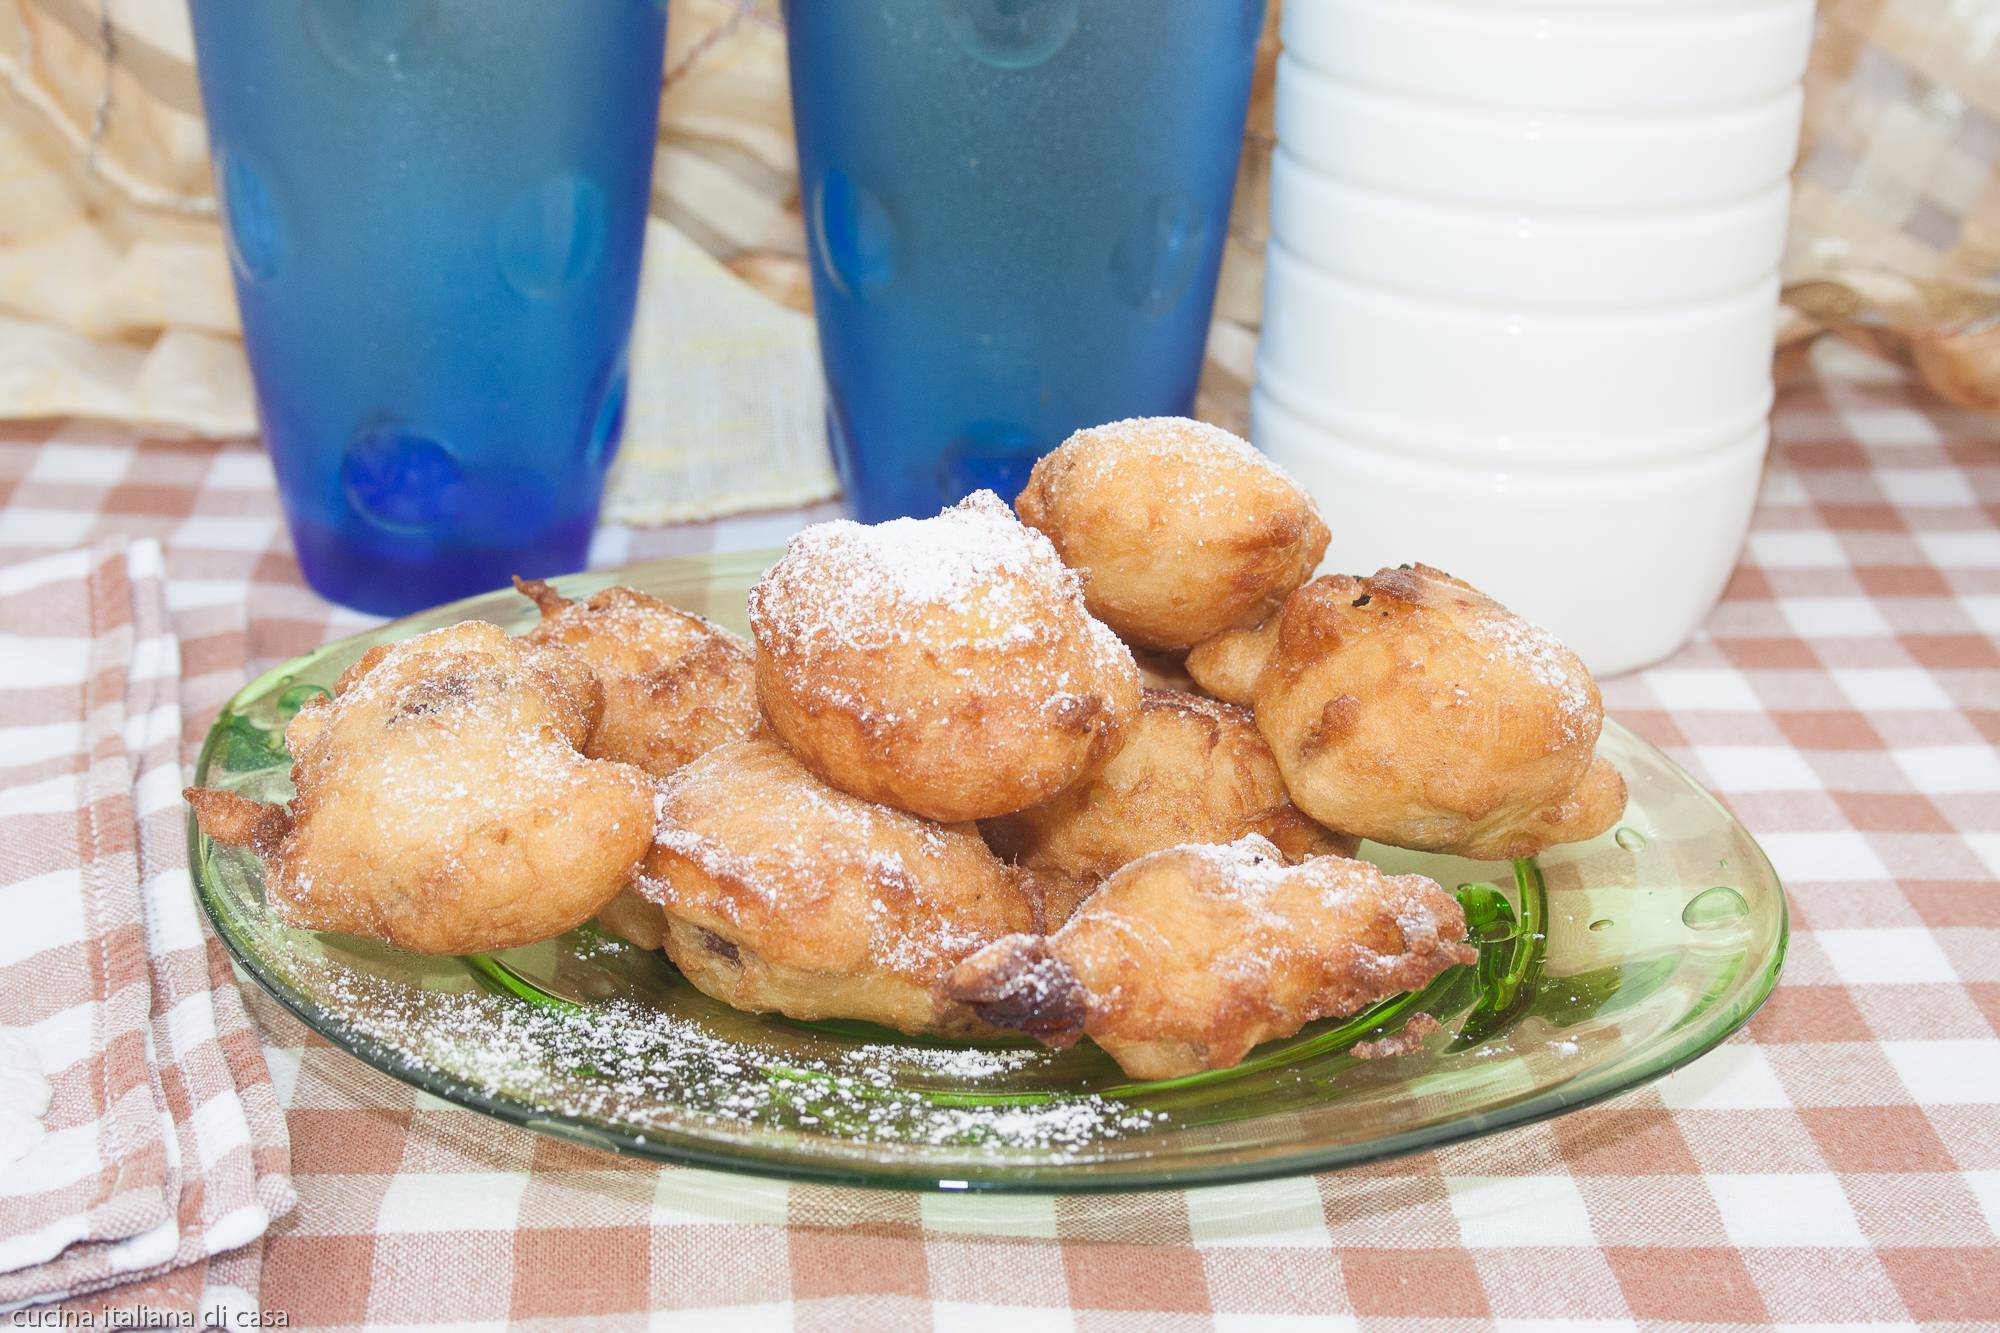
[1256,0,1815,673]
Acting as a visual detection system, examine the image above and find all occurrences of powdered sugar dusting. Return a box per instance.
[275,623,643,923]
[257,942,1156,1155]
[837,1042,1041,1079]
[750,490,1076,654]
[646,743,1021,984]
[1464,608,1596,743]
[1052,417,1314,524]
[1170,833,1298,899]
[747,491,1136,731]
[534,585,749,669]
[1093,835,1468,985]
[1068,416,1295,481]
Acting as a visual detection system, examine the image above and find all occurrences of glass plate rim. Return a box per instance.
[191,552,1789,1193]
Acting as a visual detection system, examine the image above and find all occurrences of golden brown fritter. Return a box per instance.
[1183,615,1279,707]
[636,738,1050,1037]
[1207,564,1626,861]
[1025,870,1102,934]
[515,578,759,778]
[1015,417,1330,651]
[981,689,1354,882]
[185,621,655,955]
[946,835,1476,1079]
[747,491,1141,823]
[595,884,668,952]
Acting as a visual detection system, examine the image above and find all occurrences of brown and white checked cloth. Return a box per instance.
[0,339,1995,1329]
[0,541,294,1319]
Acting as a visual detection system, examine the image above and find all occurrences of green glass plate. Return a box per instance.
[191,552,1786,1192]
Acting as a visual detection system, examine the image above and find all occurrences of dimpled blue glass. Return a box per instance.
[786,0,1263,521]
[189,1,666,614]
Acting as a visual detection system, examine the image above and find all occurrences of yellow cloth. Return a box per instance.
[0,0,834,520]
[4,0,1997,471]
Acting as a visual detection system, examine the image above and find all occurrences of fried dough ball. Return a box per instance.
[748,491,1141,823]
[514,578,759,778]
[1184,615,1279,707]
[946,835,1476,1080]
[510,579,757,948]
[981,689,1354,882]
[1014,417,1330,651]
[1027,870,1102,934]
[595,884,668,953]
[185,621,655,955]
[1207,564,1626,861]
[637,738,1049,1037]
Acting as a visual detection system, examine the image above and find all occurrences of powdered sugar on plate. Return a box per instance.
[836,1041,1042,1080]
[262,940,1156,1157]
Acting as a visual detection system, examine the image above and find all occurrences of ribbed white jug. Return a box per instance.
[1255,0,1814,673]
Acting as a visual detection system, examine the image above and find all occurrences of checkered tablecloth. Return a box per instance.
[2,339,1996,1330]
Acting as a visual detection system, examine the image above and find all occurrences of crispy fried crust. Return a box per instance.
[595,883,669,952]
[1022,869,1101,933]
[1250,565,1625,860]
[1183,616,1280,706]
[516,579,759,779]
[639,738,1044,1037]
[186,621,655,955]
[981,689,1354,882]
[946,835,1477,1080]
[944,935,1088,1046]
[1015,418,1329,651]
[748,492,1141,823]
[183,787,292,856]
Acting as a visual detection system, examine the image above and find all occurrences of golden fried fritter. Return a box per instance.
[748,491,1141,823]
[981,689,1354,882]
[186,621,655,955]
[946,835,1476,1079]
[595,884,668,952]
[637,738,1049,1037]
[1025,870,1102,934]
[1207,564,1626,861]
[1183,615,1279,707]
[515,578,759,778]
[1015,417,1330,651]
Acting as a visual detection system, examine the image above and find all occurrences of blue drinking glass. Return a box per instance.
[189,1,667,615]
[785,0,1263,521]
